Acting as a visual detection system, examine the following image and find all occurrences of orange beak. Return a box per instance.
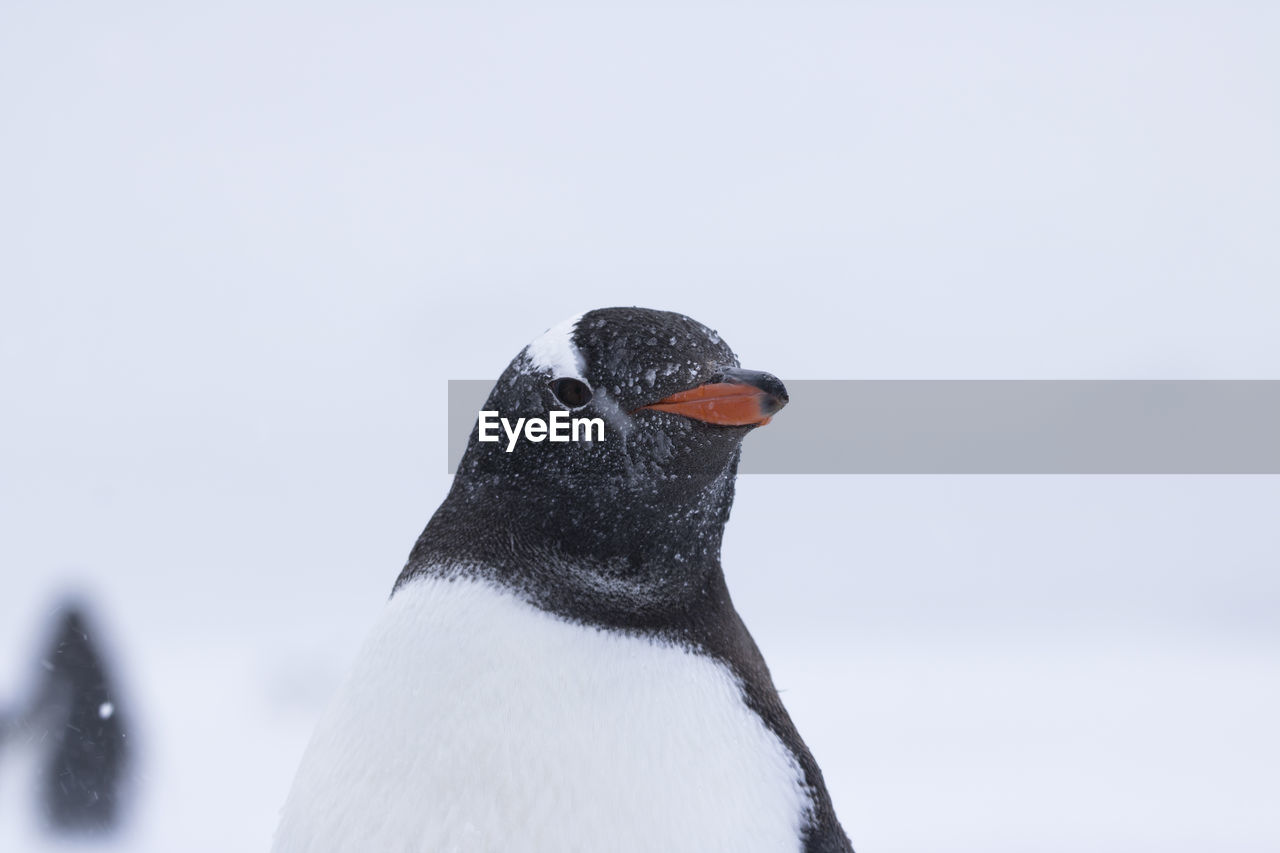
[637,369,788,427]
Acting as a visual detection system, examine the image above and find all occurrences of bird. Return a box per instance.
[1,599,131,836]
[274,307,853,853]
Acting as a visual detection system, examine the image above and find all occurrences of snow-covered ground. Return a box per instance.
[3,2,1279,850]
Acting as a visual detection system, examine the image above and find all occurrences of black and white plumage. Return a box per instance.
[274,307,853,853]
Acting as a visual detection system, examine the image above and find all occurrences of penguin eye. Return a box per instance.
[550,378,593,408]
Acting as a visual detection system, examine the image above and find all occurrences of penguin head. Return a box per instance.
[457,307,787,491]
[405,307,787,589]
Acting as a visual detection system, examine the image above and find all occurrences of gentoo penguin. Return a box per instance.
[274,307,853,853]
[1,600,131,834]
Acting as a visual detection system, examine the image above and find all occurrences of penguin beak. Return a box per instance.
[637,368,788,426]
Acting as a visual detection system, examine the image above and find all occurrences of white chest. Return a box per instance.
[274,575,808,853]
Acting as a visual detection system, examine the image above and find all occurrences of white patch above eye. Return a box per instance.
[524,312,587,381]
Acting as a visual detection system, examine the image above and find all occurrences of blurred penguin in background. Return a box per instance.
[1,598,132,835]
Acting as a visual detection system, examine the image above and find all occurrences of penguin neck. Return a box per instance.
[399,459,741,631]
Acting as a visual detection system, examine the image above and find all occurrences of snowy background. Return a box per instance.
[2,2,1278,851]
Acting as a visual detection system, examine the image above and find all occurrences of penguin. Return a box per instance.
[274,307,853,853]
[1,599,131,835]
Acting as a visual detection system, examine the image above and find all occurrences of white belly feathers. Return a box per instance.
[274,574,808,853]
